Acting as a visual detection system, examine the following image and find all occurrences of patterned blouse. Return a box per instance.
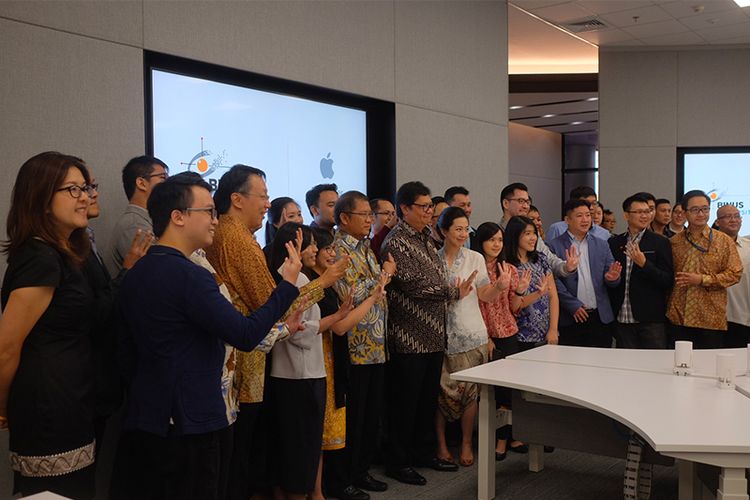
[667,225,743,331]
[332,230,387,365]
[205,214,323,404]
[479,259,519,339]
[515,253,552,343]
[440,247,490,355]
[381,221,459,354]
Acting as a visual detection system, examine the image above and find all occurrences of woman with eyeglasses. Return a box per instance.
[0,152,97,498]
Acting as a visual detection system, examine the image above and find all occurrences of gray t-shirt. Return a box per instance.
[105,204,153,277]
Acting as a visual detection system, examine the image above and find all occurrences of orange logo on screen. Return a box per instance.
[196,157,209,174]
[707,189,723,202]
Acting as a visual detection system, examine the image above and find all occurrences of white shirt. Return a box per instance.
[568,232,597,309]
[439,247,490,355]
[727,236,750,327]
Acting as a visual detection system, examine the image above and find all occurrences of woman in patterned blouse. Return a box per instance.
[472,222,531,460]
[503,216,560,351]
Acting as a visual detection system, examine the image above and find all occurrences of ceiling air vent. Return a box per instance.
[560,17,608,33]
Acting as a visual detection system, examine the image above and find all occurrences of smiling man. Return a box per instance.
[667,190,743,349]
[115,172,301,499]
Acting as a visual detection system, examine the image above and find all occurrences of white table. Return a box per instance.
[452,346,750,500]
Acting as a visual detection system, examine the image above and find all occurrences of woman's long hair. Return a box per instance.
[503,216,538,266]
[471,222,505,264]
[265,222,313,283]
[3,151,91,267]
[265,197,299,246]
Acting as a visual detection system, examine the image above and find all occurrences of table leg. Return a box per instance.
[717,467,748,500]
[678,460,701,500]
[529,444,544,472]
[478,383,495,500]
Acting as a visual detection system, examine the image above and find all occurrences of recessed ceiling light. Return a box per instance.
[543,114,556,118]
[586,97,599,101]
[570,121,584,125]
[733,0,750,8]
[510,105,524,110]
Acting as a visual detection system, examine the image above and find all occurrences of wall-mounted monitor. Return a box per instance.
[144,51,395,223]
[677,146,750,227]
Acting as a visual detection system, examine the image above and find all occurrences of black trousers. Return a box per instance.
[345,363,385,483]
[615,322,667,349]
[492,336,519,441]
[386,351,443,470]
[110,426,233,500]
[673,325,724,349]
[560,309,612,348]
[725,322,750,348]
[226,402,269,500]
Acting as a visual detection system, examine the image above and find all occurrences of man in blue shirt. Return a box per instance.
[549,199,622,347]
[114,172,302,500]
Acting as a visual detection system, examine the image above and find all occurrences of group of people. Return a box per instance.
[0,152,747,500]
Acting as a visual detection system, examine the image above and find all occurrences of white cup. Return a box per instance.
[717,353,735,389]
[674,341,693,375]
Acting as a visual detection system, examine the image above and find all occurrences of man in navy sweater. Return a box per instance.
[113,173,302,500]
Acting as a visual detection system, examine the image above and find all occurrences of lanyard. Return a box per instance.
[685,228,712,253]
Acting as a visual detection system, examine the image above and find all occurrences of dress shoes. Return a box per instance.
[385,467,427,486]
[354,473,388,492]
[330,485,370,500]
[420,457,459,472]
[495,451,507,461]
[509,443,529,454]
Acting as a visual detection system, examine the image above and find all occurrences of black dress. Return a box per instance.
[1,239,96,499]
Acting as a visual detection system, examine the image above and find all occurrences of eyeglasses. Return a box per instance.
[411,202,435,212]
[627,210,652,215]
[185,207,218,220]
[344,211,375,219]
[239,191,270,202]
[507,198,531,206]
[143,172,168,181]
[56,184,89,198]
[717,213,742,221]
[687,206,710,215]
[320,246,336,254]
[86,183,99,196]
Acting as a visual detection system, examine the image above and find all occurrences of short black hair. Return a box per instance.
[147,172,211,238]
[471,222,505,263]
[529,205,540,213]
[681,190,710,210]
[122,155,169,200]
[564,198,591,216]
[334,190,369,225]
[655,198,671,208]
[622,193,652,212]
[396,181,431,218]
[673,201,682,210]
[603,209,613,216]
[431,195,446,206]
[265,222,314,283]
[634,192,656,203]
[214,164,266,215]
[500,182,528,203]
[265,196,298,246]
[504,216,538,266]
[444,186,469,204]
[369,198,386,213]
[312,226,334,251]
[569,186,596,201]
[305,183,338,216]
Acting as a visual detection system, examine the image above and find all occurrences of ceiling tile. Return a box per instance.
[657,0,740,18]
[599,5,673,28]
[708,33,750,43]
[696,20,750,40]
[578,27,637,44]
[530,2,596,22]
[606,38,647,45]
[511,0,575,10]
[639,30,708,45]
[578,1,655,15]
[677,9,750,30]
[622,19,691,38]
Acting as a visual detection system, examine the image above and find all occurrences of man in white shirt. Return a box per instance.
[715,204,750,347]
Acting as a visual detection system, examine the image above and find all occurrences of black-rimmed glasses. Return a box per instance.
[56,184,89,198]
[185,207,218,220]
[411,202,435,212]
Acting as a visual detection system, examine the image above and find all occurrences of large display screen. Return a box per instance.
[149,67,368,223]
[679,147,750,227]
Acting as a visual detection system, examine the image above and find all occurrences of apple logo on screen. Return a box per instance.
[320,153,334,179]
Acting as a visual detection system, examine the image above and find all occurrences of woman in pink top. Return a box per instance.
[472,222,531,461]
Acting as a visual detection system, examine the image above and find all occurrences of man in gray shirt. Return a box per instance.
[499,182,578,278]
[105,155,168,276]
